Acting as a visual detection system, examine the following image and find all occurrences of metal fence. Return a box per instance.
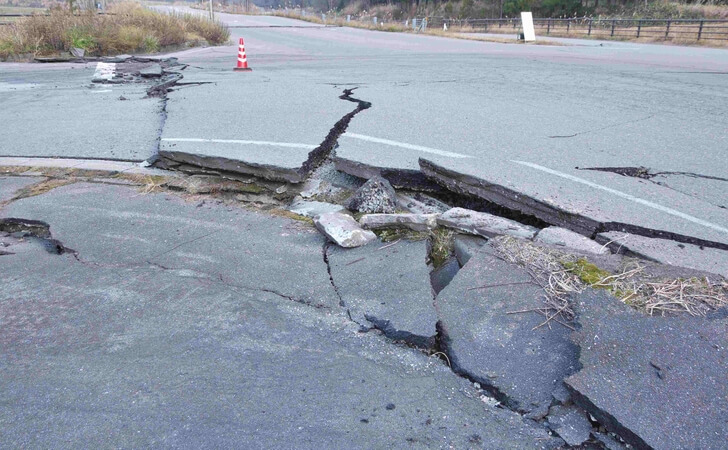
[426,17,728,42]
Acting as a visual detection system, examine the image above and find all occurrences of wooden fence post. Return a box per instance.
[698,20,704,40]
[588,18,592,36]
[637,20,641,38]
[665,20,671,39]
[611,19,616,37]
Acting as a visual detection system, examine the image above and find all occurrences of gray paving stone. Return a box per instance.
[314,212,376,248]
[438,207,538,240]
[565,289,728,450]
[536,226,608,255]
[327,240,437,348]
[436,244,580,415]
[597,231,728,277]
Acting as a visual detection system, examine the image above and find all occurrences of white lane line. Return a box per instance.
[511,160,728,235]
[342,133,471,159]
[161,138,317,150]
[91,89,112,93]
[93,62,116,81]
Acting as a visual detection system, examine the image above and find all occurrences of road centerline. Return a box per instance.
[161,138,317,150]
[342,133,471,159]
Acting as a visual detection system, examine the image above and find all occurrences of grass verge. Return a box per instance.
[0,2,230,60]
[491,236,728,320]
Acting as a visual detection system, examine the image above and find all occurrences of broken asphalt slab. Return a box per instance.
[566,290,728,449]
[0,178,562,448]
[0,182,339,308]
[436,243,580,417]
[420,158,728,250]
[326,239,438,348]
[159,78,359,182]
[597,231,728,278]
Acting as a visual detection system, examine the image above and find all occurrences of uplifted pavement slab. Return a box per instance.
[0,189,561,449]
[436,243,580,417]
[565,290,728,450]
[597,231,728,278]
[0,176,43,203]
[326,240,437,348]
[0,182,338,308]
[159,77,355,182]
[421,158,728,250]
[536,226,608,255]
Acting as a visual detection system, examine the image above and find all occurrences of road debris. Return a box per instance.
[314,212,376,248]
[359,213,438,231]
[438,207,539,240]
[345,175,398,214]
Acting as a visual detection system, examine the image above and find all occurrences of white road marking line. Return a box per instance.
[161,138,317,149]
[511,160,728,235]
[93,62,116,81]
[91,89,112,93]
[342,133,471,159]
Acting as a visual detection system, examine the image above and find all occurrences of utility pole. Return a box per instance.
[209,0,214,20]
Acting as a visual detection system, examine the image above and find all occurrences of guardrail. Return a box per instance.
[425,17,728,41]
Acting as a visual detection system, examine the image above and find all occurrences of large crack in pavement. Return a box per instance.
[420,158,728,252]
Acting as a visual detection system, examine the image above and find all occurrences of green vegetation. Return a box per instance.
[0,2,230,60]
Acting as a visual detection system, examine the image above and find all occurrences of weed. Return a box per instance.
[429,228,454,268]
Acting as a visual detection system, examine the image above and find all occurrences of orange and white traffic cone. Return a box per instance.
[234,37,252,72]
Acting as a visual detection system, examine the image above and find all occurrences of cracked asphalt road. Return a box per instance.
[0,180,561,448]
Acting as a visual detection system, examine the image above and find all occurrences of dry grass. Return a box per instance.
[491,236,728,321]
[0,2,229,60]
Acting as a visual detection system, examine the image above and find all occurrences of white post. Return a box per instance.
[521,11,536,41]
[209,0,213,20]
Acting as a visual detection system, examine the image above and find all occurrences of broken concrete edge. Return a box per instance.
[564,383,649,450]
[0,217,74,255]
[364,314,436,349]
[435,321,518,411]
[157,152,304,183]
[419,158,599,236]
[334,157,446,192]
[420,158,728,252]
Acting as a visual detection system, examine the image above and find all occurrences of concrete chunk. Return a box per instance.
[565,290,728,449]
[345,175,397,214]
[536,226,608,255]
[139,64,163,78]
[438,207,538,240]
[359,213,438,232]
[597,231,728,277]
[436,243,579,415]
[327,240,437,348]
[314,212,376,248]
[546,405,592,446]
[288,199,346,218]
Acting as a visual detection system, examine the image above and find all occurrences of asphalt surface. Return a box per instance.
[0,180,561,448]
[2,9,727,246]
